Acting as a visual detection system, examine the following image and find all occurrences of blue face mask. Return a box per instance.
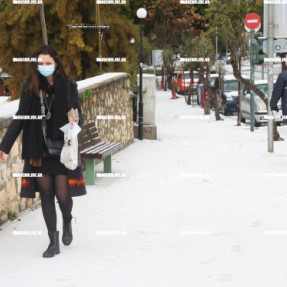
[37,65,55,77]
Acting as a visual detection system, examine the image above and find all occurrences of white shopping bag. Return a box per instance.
[59,122,81,170]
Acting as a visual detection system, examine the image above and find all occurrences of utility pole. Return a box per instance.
[39,2,48,45]
[237,51,242,126]
[96,1,102,74]
[267,4,274,152]
[215,26,218,61]
[250,30,255,132]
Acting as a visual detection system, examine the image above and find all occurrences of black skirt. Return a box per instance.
[31,142,68,175]
[32,155,68,175]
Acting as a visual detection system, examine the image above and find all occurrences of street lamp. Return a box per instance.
[130,37,137,122]
[137,7,147,140]
[130,38,135,45]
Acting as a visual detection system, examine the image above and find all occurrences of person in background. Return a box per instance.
[270,64,287,122]
[4,84,9,96]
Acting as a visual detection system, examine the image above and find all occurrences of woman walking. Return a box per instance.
[0,45,87,258]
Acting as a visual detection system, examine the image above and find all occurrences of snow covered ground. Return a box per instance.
[1,90,287,287]
[0,96,10,105]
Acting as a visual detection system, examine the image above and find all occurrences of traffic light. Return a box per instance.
[251,32,266,65]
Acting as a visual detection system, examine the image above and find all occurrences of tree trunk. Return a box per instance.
[186,67,194,105]
[161,67,164,90]
[171,78,176,99]
[164,68,167,91]
[203,96,210,115]
[166,65,175,93]
[229,45,281,140]
[237,55,242,126]
[39,3,48,45]
[199,63,222,120]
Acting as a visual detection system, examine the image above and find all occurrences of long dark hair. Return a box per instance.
[27,45,69,96]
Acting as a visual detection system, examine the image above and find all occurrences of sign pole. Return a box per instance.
[267,4,274,152]
[250,30,255,132]
[245,13,261,132]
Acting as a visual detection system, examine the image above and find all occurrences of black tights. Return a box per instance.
[36,174,73,232]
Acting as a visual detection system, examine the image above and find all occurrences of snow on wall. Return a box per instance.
[77,72,128,91]
[0,98,20,118]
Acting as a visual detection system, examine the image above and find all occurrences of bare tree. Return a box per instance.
[210,0,281,140]
[192,35,223,121]
[162,47,176,93]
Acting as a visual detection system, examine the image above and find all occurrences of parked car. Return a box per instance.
[240,79,283,126]
[214,74,250,115]
[175,71,199,95]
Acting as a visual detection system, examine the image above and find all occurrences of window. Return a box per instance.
[224,80,238,92]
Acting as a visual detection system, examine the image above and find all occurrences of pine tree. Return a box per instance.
[0,0,142,98]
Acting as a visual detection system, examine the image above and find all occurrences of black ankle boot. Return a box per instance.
[43,231,60,258]
[62,217,74,246]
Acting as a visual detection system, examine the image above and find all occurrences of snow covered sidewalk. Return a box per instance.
[1,90,287,287]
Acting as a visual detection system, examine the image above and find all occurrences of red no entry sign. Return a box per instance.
[245,13,261,32]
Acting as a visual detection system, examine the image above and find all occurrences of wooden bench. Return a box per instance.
[78,122,123,185]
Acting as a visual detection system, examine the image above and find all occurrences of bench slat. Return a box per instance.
[79,133,100,144]
[96,143,123,159]
[79,138,102,152]
[80,141,107,153]
[96,142,121,154]
[81,122,95,129]
[81,142,121,159]
[79,127,98,139]
[80,142,107,155]
[85,142,115,155]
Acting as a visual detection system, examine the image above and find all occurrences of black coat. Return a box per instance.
[0,74,87,198]
[0,74,84,158]
[270,69,287,116]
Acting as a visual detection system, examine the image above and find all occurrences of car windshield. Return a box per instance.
[224,80,238,92]
[210,78,216,84]
[182,74,190,81]
[244,84,268,97]
[182,73,199,82]
[256,84,268,96]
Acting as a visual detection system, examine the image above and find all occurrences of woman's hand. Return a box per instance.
[67,109,79,125]
[68,116,75,124]
[0,151,6,162]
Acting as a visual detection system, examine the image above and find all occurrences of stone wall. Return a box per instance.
[0,119,40,225]
[78,73,134,147]
[0,73,133,226]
